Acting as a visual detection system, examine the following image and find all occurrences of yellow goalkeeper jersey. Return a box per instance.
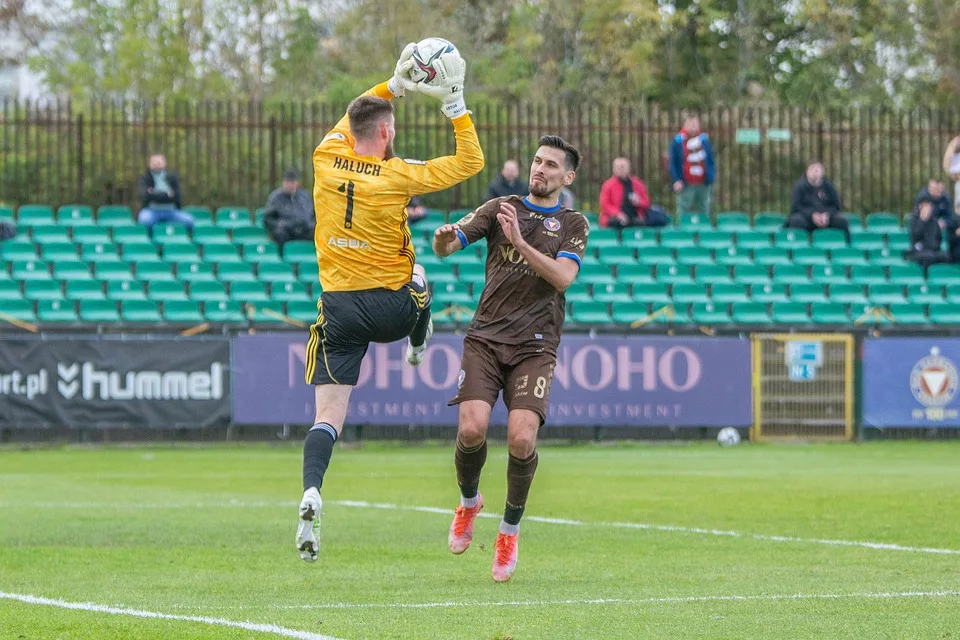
[312,82,484,292]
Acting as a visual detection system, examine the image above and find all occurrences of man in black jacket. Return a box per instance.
[908,195,949,272]
[786,161,849,242]
[137,154,194,231]
[484,160,527,201]
[914,179,953,222]
[263,169,315,246]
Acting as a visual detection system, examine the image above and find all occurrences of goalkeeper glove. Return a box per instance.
[387,43,418,98]
[417,53,467,119]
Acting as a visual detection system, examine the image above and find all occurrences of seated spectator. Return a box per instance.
[945,207,960,264]
[907,196,949,272]
[263,169,315,246]
[137,154,193,231]
[484,160,527,200]
[786,161,849,242]
[559,187,577,210]
[914,179,953,224]
[599,158,669,228]
[406,196,428,225]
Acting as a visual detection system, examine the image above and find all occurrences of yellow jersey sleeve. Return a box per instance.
[384,114,485,195]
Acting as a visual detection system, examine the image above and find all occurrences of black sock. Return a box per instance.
[503,451,539,525]
[455,437,487,499]
[409,301,432,347]
[302,422,338,491]
[503,502,525,526]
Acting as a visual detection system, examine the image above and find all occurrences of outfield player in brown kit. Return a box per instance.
[432,135,588,582]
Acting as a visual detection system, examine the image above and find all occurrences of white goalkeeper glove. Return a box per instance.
[387,42,418,98]
[417,53,467,118]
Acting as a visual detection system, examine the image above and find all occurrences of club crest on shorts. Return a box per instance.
[910,346,959,407]
[543,217,561,232]
[457,369,466,389]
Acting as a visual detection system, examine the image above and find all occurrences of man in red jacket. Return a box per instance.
[599,158,668,228]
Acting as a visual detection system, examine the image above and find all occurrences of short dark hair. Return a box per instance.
[538,135,581,171]
[347,96,394,141]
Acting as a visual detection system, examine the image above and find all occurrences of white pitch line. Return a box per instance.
[4,499,960,557]
[0,591,342,640]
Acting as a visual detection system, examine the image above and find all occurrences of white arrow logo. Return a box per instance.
[58,363,80,399]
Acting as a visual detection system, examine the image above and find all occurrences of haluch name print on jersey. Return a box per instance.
[332,157,382,176]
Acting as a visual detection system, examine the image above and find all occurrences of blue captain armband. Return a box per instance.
[556,251,582,268]
[456,229,469,249]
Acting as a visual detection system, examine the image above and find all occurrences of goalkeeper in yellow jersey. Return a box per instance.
[296,43,484,562]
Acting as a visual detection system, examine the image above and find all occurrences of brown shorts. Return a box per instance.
[448,335,556,424]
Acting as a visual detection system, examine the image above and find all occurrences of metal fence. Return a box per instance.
[1,98,958,216]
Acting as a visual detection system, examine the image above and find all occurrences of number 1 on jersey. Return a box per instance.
[338,181,355,229]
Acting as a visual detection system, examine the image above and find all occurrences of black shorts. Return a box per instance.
[305,276,429,386]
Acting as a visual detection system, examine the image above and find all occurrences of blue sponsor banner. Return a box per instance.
[863,338,960,427]
[231,333,752,427]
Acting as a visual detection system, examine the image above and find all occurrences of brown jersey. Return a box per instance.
[453,195,590,351]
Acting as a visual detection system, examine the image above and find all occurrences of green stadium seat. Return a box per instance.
[866,212,901,231]
[254,207,268,227]
[792,247,829,266]
[772,264,810,285]
[716,212,751,232]
[812,228,847,249]
[17,205,54,225]
[731,302,770,324]
[711,283,749,304]
[71,225,110,244]
[908,284,944,305]
[733,265,770,285]
[37,300,78,322]
[12,260,52,281]
[636,247,674,266]
[56,205,94,226]
[458,264,486,286]
[791,284,828,305]
[811,302,850,324]
[286,301,320,324]
[750,283,790,304]
[652,305,690,324]
[695,265,732,285]
[571,301,612,324]
[851,265,887,286]
[24,280,61,301]
[598,246,636,266]
[258,263,297,284]
[774,229,810,250]
[631,283,671,306]
[135,262,175,282]
[153,224,192,245]
[929,304,960,324]
[190,281,229,302]
[671,283,709,305]
[204,244,242,263]
[868,284,906,305]
[614,264,653,285]
[230,281,270,302]
[247,303,287,324]
[659,229,696,249]
[593,283,633,304]
[0,239,37,261]
[772,302,811,324]
[829,284,868,305]
[655,264,694,286]
[754,213,786,232]
[174,262,214,283]
[120,242,160,263]
[1,299,35,321]
[162,244,200,263]
[830,247,868,267]
[692,302,731,324]
[866,248,905,267]
[107,280,146,301]
[578,264,616,286]
[97,206,134,226]
[271,281,311,303]
[183,206,213,224]
[676,247,713,266]
[590,228,621,250]
[297,263,320,284]
[65,280,104,301]
[79,299,120,322]
[714,246,753,266]
[148,281,188,302]
[678,213,711,229]
[887,264,925,286]
[283,240,317,264]
[121,300,161,322]
[112,226,150,244]
[443,249,478,266]
[40,241,77,262]
[927,264,960,286]
[428,269,457,286]
[0,280,22,300]
[232,226,269,245]
[621,227,658,249]
[735,231,771,250]
[0,205,13,223]
[564,283,592,304]
[162,300,204,323]
[434,283,474,306]
[203,301,245,323]
[80,243,118,264]
[697,230,733,250]
[193,227,231,246]
[752,247,792,267]
[851,231,885,252]
[94,261,134,282]
[887,303,927,325]
[217,262,256,283]
[30,224,71,243]
[887,233,910,252]
[945,285,960,303]
[811,265,849,285]
[611,302,650,324]
[216,207,253,228]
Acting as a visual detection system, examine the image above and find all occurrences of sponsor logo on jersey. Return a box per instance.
[321,132,346,143]
[327,237,372,250]
[543,218,561,232]
[403,158,426,165]
[910,347,959,407]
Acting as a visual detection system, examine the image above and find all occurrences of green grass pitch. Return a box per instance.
[1,441,959,639]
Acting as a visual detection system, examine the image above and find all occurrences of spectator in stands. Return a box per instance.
[943,135,960,206]
[484,159,527,200]
[786,161,850,242]
[263,169,315,246]
[914,179,953,224]
[907,195,949,272]
[599,158,668,228]
[669,113,716,216]
[137,154,193,231]
[406,196,428,225]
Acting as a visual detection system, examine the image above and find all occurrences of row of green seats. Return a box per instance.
[13,224,270,246]
[2,205,264,228]
[1,239,306,266]
[674,212,909,232]
[0,299,321,324]
[1,259,317,285]
[0,279,320,304]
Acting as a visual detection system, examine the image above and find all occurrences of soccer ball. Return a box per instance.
[408,37,459,86]
[717,427,742,447]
